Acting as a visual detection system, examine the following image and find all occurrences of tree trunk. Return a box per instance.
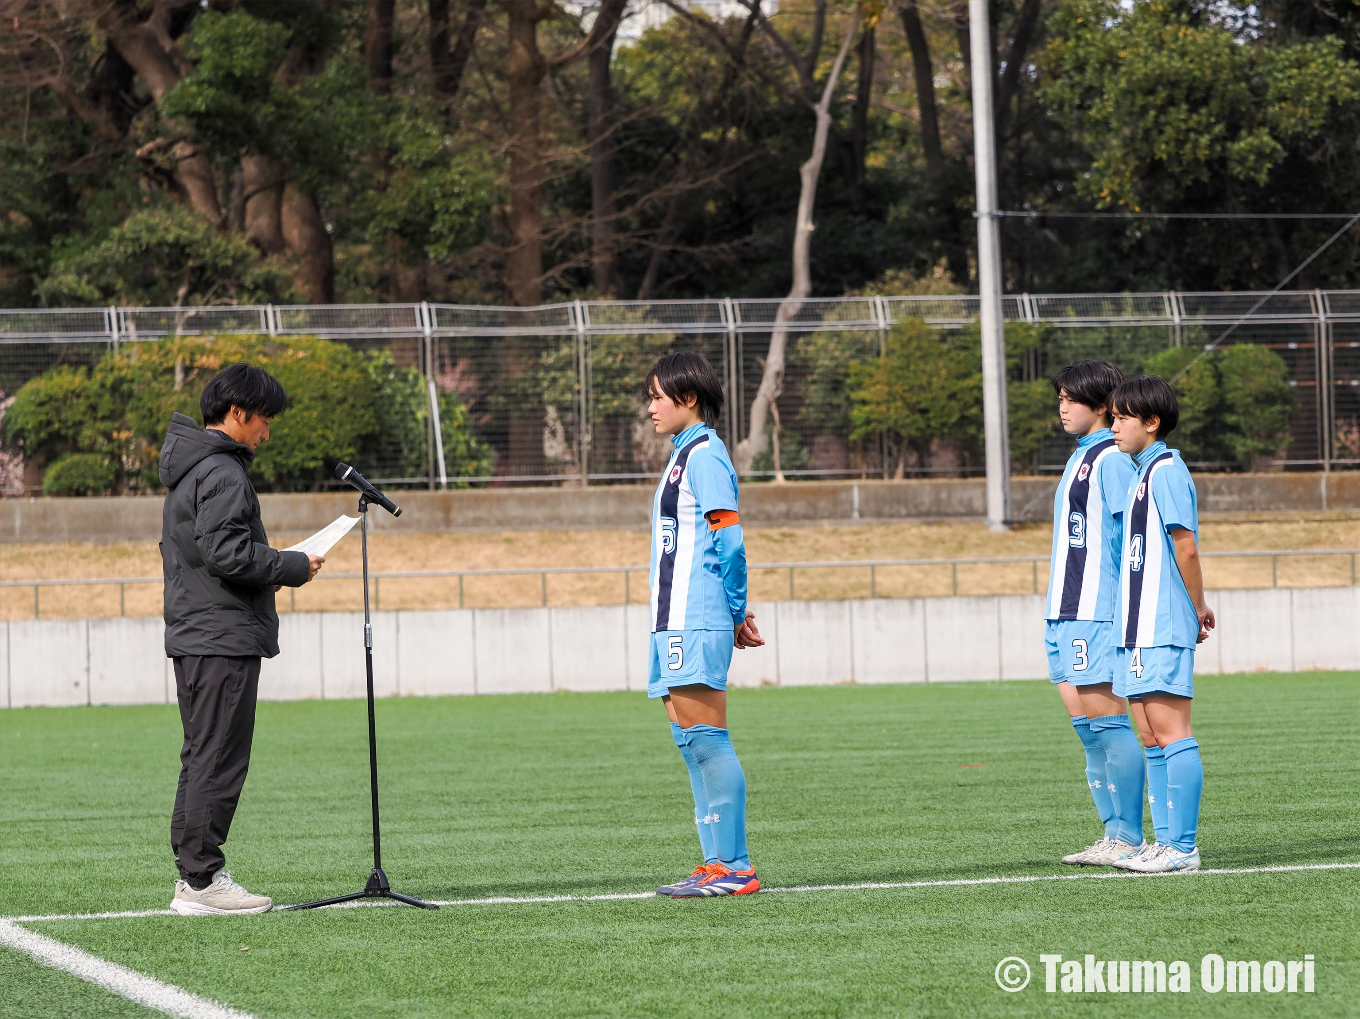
[734,19,857,475]
[589,0,627,297]
[900,0,943,181]
[242,155,285,255]
[431,0,487,108]
[995,0,1042,144]
[281,182,334,302]
[504,0,546,306]
[366,0,396,95]
[95,0,221,224]
[849,25,874,214]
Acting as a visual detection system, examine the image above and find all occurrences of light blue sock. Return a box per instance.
[1163,737,1203,853]
[682,724,750,870]
[1144,743,1170,845]
[1088,714,1146,846]
[1072,716,1118,840]
[671,723,717,864]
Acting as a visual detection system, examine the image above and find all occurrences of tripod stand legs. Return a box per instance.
[281,868,439,911]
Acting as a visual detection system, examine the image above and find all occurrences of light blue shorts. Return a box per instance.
[647,629,734,699]
[1113,645,1195,699]
[1044,620,1116,686]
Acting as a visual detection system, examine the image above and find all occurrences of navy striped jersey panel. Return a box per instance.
[654,434,710,631]
[1057,438,1116,619]
[1123,451,1173,647]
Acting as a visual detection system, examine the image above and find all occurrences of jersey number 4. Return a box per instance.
[1128,647,1144,679]
[1127,534,1144,572]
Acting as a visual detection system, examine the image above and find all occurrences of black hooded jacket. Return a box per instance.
[159,412,310,658]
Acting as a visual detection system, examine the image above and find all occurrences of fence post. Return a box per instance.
[266,303,277,337]
[573,299,590,486]
[34,585,39,619]
[1168,291,1182,347]
[107,306,119,351]
[722,297,740,448]
[119,583,125,616]
[422,302,447,490]
[1316,289,1332,474]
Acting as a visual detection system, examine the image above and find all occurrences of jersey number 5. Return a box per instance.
[1128,647,1144,679]
[667,634,684,671]
[661,517,677,554]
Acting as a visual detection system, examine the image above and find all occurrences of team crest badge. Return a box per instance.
[1077,464,1091,481]
[1137,482,1147,501]
[669,465,683,484]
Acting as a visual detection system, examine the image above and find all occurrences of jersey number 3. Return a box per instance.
[667,634,684,671]
[1068,512,1086,549]
[1071,638,1089,671]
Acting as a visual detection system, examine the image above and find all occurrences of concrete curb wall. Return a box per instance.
[4,473,1358,543]
[3,587,1355,708]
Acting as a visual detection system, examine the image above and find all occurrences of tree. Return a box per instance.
[734,3,861,474]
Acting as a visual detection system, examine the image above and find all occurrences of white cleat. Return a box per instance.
[1111,842,1161,870]
[170,870,272,915]
[1065,838,1144,866]
[1119,845,1201,874]
[1062,838,1117,865]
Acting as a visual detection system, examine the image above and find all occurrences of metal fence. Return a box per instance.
[1,291,1356,489]
[4,548,1357,619]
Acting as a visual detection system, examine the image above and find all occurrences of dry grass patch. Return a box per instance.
[2,511,1357,619]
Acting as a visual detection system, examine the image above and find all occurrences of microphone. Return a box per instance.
[334,462,402,517]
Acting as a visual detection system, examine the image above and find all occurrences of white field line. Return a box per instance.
[8,859,1358,922]
[0,919,256,1019]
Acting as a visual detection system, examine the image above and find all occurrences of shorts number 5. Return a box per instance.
[667,634,684,671]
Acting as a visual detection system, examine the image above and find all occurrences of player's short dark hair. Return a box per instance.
[646,351,724,424]
[200,362,289,425]
[1052,359,1123,412]
[1111,375,1179,439]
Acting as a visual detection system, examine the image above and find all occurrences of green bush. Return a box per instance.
[2,335,486,493]
[846,319,1057,474]
[1143,344,1294,468]
[42,453,117,496]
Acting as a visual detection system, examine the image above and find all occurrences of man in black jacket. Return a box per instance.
[160,363,323,915]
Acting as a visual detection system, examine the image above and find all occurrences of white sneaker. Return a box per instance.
[1067,838,1144,866]
[1111,842,1161,870]
[1120,845,1201,874]
[1062,838,1117,865]
[170,870,272,915]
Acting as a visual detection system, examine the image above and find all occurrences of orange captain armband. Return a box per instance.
[705,509,740,531]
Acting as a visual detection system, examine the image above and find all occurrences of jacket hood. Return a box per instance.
[159,412,253,488]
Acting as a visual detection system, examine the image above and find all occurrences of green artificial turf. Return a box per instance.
[2,674,1359,1017]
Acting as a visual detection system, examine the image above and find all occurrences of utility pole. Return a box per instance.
[969,0,1011,531]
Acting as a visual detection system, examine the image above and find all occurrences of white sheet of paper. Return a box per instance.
[284,515,359,557]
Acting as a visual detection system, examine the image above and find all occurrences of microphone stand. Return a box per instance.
[284,495,437,911]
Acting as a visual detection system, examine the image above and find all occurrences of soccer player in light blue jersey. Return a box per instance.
[644,352,766,898]
[1108,376,1215,874]
[1044,361,1146,867]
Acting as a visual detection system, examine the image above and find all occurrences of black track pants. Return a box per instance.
[170,655,261,888]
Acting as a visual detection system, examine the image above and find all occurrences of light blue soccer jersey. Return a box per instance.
[650,422,748,632]
[1046,428,1135,622]
[1116,441,1200,649]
